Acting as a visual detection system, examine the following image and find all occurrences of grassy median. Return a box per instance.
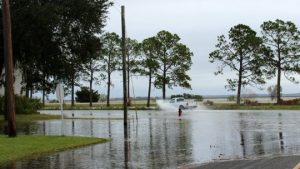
[0,114,61,124]
[0,114,109,165]
[206,103,300,110]
[42,100,158,110]
[0,135,108,165]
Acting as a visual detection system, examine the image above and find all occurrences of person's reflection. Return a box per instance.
[108,119,112,138]
[278,113,284,151]
[279,132,284,151]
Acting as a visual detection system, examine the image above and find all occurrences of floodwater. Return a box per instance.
[1,103,300,168]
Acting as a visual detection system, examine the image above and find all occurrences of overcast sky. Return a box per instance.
[98,0,300,98]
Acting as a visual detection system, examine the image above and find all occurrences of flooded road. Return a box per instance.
[1,109,300,168]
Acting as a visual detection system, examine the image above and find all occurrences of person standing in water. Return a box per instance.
[178,108,182,117]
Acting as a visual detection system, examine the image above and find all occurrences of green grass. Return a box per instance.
[0,135,109,165]
[207,103,300,110]
[0,114,61,125]
[43,100,158,110]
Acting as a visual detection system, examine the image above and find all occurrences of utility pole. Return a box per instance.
[121,6,128,136]
[2,0,17,137]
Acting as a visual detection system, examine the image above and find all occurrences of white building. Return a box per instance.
[0,68,23,96]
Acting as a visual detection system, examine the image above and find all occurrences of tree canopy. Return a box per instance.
[209,24,267,104]
[153,30,193,99]
[261,19,300,103]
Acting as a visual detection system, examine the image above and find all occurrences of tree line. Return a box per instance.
[93,30,193,107]
[0,1,193,108]
[210,19,300,105]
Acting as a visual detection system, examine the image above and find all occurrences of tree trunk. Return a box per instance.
[30,87,33,99]
[127,62,130,106]
[42,75,45,106]
[107,55,111,107]
[25,85,29,98]
[236,57,243,105]
[25,71,29,98]
[71,76,75,107]
[4,92,7,121]
[107,72,111,107]
[3,0,17,137]
[277,49,282,104]
[147,70,152,107]
[277,63,281,104]
[89,62,93,107]
[162,65,166,99]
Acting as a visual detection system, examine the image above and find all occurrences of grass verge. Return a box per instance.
[0,114,61,124]
[0,135,109,165]
[207,103,300,110]
[43,100,158,110]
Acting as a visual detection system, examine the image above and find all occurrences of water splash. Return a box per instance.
[156,99,177,111]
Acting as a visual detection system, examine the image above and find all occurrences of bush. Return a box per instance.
[244,99,259,106]
[170,94,183,99]
[279,98,300,105]
[171,93,203,101]
[0,96,42,114]
[204,100,214,105]
[48,99,59,103]
[75,87,100,103]
[193,95,203,102]
[227,96,235,101]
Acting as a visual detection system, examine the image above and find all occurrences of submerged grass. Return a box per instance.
[0,135,109,165]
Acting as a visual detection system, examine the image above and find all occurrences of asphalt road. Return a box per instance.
[183,156,300,169]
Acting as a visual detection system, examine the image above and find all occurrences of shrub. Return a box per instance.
[0,96,42,114]
[204,100,214,105]
[171,94,183,99]
[244,99,259,106]
[75,87,100,102]
[193,95,203,102]
[227,96,235,101]
[48,99,59,103]
[279,98,300,105]
[171,93,203,101]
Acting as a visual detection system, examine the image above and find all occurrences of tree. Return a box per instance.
[154,30,193,99]
[261,19,300,104]
[100,32,121,107]
[209,24,267,104]
[76,87,100,103]
[125,38,140,102]
[6,0,112,106]
[140,37,160,107]
[51,0,112,107]
[2,0,16,137]
[267,85,282,101]
[82,36,103,107]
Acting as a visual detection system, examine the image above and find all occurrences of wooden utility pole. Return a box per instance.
[2,0,17,137]
[121,6,128,135]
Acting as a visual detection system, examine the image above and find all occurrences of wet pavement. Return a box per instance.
[185,155,300,169]
[1,106,300,168]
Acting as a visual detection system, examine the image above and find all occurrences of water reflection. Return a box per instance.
[1,110,300,168]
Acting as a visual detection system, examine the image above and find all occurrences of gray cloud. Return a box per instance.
[102,0,300,97]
